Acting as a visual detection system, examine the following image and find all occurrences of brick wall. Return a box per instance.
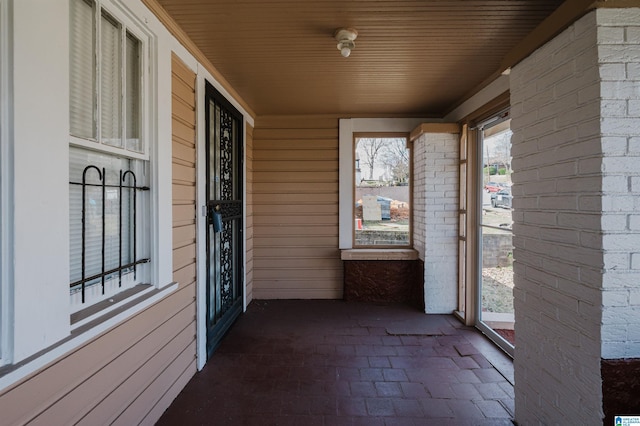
[597,8,640,360]
[413,132,459,313]
[413,138,427,262]
[511,11,604,424]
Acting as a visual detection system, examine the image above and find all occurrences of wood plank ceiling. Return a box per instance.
[155,0,565,116]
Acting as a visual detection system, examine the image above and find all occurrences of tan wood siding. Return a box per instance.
[0,54,199,426]
[0,282,197,426]
[252,116,342,299]
[171,53,198,301]
[246,123,254,304]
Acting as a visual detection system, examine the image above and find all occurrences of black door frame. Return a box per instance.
[204,81,244,358]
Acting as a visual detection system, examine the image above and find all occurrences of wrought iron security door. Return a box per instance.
[205,82,244,357]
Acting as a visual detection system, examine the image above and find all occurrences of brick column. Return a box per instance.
[412,126,459,313]
[511,8,640,425]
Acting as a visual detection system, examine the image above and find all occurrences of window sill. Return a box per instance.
[340,249,419,261]
[71,283,155,330]
[0,281,178,391]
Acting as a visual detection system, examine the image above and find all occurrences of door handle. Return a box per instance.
[212,205,223,233]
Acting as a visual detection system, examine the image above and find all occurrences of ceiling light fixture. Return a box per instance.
[334,28,358,58]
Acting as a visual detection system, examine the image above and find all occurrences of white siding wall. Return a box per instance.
[597,8,640,360]
[413,131,459,313]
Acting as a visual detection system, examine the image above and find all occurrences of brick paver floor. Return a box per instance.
[157,300,514,426]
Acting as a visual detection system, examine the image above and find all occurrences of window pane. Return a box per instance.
[479,117,514,349]
[69,147,149,310]
[70,0,96,139]
[354,137,410,247]
[100,11,122,147]
[125,31,141,153]
[69,147,131,285]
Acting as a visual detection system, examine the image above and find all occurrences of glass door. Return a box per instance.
[477,111,514,356]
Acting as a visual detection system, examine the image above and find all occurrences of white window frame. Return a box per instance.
[0,0,12,367]
[69,0,150,161]
[68,0,155,321]
[339,118,431,249]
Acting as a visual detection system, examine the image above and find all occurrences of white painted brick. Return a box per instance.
[538,195,577,211]
[601,117,640,136]
[556,138,603,158]
[630,137,640,154]
[628,323,640,341]
[578,195,602,212]
[598,26,626,44]
[597,8,640,27]
[602,214,628,231]
[602,156,639,174]
[604,252,630,270]
[602,99,629,117]
[599,62,627,80]
[629,99,640,116]
[577,117,601,139]
[602,342,629,359]
[602,323,628,341]
[602,194,637,212]
[520,179,557,196]
[627,214,640,232]
[602,305,640,325]
[602,136,629,155]
[557,100,599,129]
[601,271,640,290]
[602,175,630,193]
[603,290,630,307]
[580,231,602,249]
[555,66,600,99]
[627,26,640,43]
[627,62,640,80]
[603,234,640,251]
[556,176,601,193]
[511,12,640,424]
[536,126,579,150]
[414,131,458,313]
[575,47,599,73]
[539,161,578,178]
[513,9,640,422]
[601,80,640,99]
[599,44,640,64]
[631,177,640,192]
[577,157,601,175]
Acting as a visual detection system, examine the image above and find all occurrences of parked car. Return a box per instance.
[491,189,512,209]
[484,182,503,193]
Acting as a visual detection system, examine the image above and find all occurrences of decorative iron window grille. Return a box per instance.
[69,164,150,304]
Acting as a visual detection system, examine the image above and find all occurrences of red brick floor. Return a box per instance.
[157,300,514,426]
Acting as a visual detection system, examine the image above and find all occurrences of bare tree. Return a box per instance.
[486,130,512,174]
[381,138,409,183]
[356,138,386,180]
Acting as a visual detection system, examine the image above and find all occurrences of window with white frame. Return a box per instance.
[69,0,151,313]
[353,134,411,248]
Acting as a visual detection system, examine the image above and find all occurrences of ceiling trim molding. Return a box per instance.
[499,0,599,72]
[141,0,256,119]
[594,0,640,7]
[447,0,638,118]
